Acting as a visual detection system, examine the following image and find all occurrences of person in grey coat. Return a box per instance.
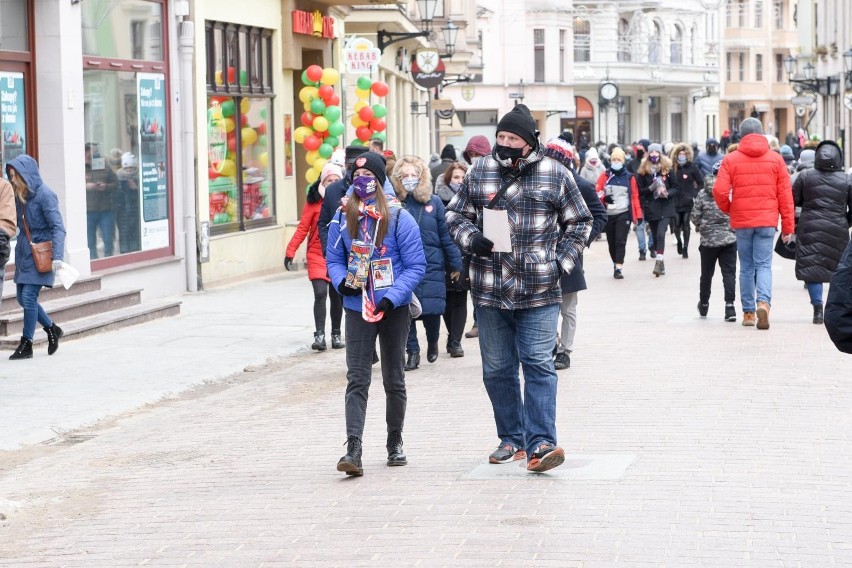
[792,140,852,324]
[6,154,67,359]
[692,161,737,322]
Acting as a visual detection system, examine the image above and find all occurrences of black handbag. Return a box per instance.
[774,234,796,260]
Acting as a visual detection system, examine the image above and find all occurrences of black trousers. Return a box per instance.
[344,306,409,439]
[698,243,737,304]
[673,211,692,253]
[311,279,343,333]
[442,290,468,343]
[604,211,631,265]
[649,218,670,254]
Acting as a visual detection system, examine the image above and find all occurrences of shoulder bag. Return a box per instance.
[21,211,53,273]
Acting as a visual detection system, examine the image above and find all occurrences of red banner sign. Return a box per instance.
[292,10,334,40]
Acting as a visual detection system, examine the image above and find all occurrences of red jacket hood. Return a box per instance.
[738,133,770,157]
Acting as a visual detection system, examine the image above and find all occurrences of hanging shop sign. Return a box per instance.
[292,10,335,39]
[411,49,445,89]
[137,73,169,251]
[344,37,381,75]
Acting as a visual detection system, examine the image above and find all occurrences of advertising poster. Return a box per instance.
[0,72,26,174]
[137,73,169,250]
[284,113,293,178]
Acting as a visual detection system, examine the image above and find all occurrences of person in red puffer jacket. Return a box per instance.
[713,118,795,330]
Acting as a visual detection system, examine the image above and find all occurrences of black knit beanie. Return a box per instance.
[352,151,387,188]
[440,144,456,160]
[496,104,538,148]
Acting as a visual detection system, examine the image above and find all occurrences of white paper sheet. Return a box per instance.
[55,262,80,290]
[482,208,512,253]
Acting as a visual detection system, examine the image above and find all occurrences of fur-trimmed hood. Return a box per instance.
[670,142,694,163]
[390,157,434,204]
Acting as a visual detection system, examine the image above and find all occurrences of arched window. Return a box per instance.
[617,18,631,62]
[648,21,661,64]
[671,24,683,64]
[573,18,590,62]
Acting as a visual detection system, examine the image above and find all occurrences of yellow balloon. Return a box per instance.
[259,151,269,168]
[312,116,329,132]
[320,67,340,86]
[299,86,319,104]
[351,115,368,128]
[306,168,319,184]
[293,126,310,144]
[354,101,368,113]
[215,70,223,86]
[241,127,258,146]
[223,117,235,133]
[217,159,235,177]
[355,88,370,100]
[313,157,328,173]
[240,98,251,115]
[304,101,311,113]
[306,150,319,165]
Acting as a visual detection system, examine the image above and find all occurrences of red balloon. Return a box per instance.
[371,118,387,132]
[227,67,236,84]
[356,126,372,142]
[241,113,249,125]
[301,111,315,128]
[228,137,237,152]
[328,94,341,106]
[306,65,323,83]
[208,167,220,180]
[304,135,322,151]
[371,81,389,97]
[358,106,374,122]
[320,130,330,138]
[318,85,335,101]
[256,122,267,135]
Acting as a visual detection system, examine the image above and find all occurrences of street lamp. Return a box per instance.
[784,55,825,93]
[377,0,439,53]
[441,20,458,58]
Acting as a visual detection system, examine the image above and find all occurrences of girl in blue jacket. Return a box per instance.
[7,155,67,359]
[325,152,426,477]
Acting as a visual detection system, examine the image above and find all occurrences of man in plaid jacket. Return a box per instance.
[446,104,592,473]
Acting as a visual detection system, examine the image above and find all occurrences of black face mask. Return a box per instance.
[494,144,525,162]
[708,145,718,154]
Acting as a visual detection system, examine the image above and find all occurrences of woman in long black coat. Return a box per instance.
[792,140,852,324]
[635,143,675,277]
[668,143,704,259]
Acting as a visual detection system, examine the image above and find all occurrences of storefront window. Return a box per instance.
[82,0,163,61]
[1,72,27,173]
[205,22,274,233]
[0,0,28,52]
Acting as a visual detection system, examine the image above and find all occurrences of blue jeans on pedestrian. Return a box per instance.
[87,210,115,258]
[806,282,824,306]
[16,284,53,341]
[476,303,560,457]
[736,227,775,312]
[634,220,650,253]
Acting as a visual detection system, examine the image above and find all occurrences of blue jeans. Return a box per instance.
[476,303,560,457]
[807,282,824,306]
[87,210,115,258]
[16,284,53,341]
[634,220,651,252]
[736,227,775,312]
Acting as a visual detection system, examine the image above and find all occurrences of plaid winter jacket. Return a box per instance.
[445,152,592,310]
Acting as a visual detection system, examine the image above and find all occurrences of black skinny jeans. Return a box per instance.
[673,211,692,253]
[604,211,631,265]
[648,218,670,254]
[442,290,468,344]
[311,279,343,333]
[698,243,737,304]
[344,306,410,439]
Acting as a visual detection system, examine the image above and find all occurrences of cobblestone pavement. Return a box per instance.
[1,233,851,567]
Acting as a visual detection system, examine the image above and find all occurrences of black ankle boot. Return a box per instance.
[447,340,464,358]
[404,351,420,371]
[813,304,824,325]
[44,323,63,356]
[9,337,33,360]
[311,331,326,351]
[337,436,363,476]
[331,331,344,349]
[426,341,439,363]
[387,430,407,466]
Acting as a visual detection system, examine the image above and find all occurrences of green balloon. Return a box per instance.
[323,105,341,122]
[351,139,365,146]
[371,104,387,118]
[328,121,345,137]
[306,184,313,194]
[240,69,248,86]
[301,70,316,86]
[220,100,235,117]
[259,135,267,147]
[356,76,373,90]
[310,98,326,115]
[373,131,387,142]
[260,107,267,119]
[325,135,340,148]
[319,143,334,159]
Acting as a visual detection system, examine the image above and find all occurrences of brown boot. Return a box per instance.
[742,312,756,327]
[756,301,770,330]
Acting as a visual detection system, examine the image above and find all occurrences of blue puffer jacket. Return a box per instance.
[10,155,66,288]
[394,176,462,315]
[326,196,426,313]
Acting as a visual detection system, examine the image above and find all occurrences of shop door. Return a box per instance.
[560,96,594,150]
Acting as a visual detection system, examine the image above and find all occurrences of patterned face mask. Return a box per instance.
[402,178,419,192]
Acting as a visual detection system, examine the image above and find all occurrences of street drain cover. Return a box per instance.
[461,454,637,480]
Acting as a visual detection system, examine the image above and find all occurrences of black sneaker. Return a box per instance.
[337,436,363,476]
[554,352,570,370]
[527,443,565,472]
[613,268,624,279]
[650,250,657,259]
[697,302,709,318]
[639,251,647,261]
[725,304,737,322]
[489,443,526,464]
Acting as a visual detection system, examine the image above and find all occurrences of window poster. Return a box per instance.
[137,72,169,250]
[0,72,26,174]
[284,113,293,178]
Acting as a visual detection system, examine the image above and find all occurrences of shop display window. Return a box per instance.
[0,0,28,52]
[82,0,163,61]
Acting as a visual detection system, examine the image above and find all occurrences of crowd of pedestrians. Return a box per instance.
[281,111,852,478]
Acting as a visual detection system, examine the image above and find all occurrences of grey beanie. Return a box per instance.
[739,117,763,136]
[648,143,663,154]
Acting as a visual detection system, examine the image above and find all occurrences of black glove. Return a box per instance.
[470,233,494,257]
[604,195,614,204]
[337,281,361,297]
[375,297,394,315]
[284,257,293,271]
